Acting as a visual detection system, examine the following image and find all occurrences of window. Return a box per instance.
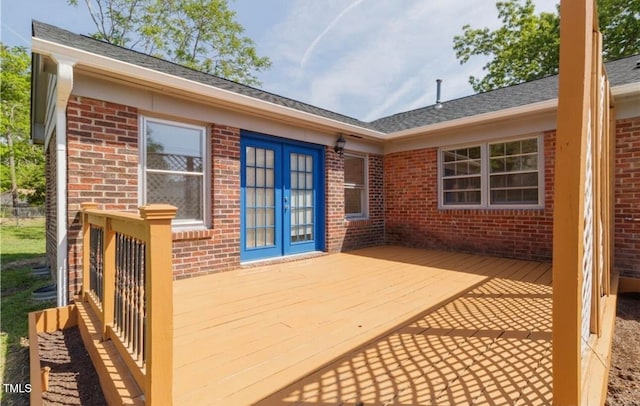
[439,136,543,209]
[344,154,367,218]
[442,146,482,205]
[141,117,208,226]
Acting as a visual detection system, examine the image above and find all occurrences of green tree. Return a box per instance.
[453,0,640,93]
[68,0,271,86]
[0,45,45,208]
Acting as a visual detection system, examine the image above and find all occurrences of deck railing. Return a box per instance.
[81,202,176,405]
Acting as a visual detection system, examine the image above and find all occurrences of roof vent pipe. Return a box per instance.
[435,79,443,109]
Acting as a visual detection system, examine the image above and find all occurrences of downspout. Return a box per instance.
[51,56,75,306]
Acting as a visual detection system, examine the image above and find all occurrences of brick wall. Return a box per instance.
[45,134,57,277]
[172,124,241,279]
[52,94,639,286]
[325,149,385,252]
[384,132,556,261]
[65,96,243,284]
[614,116,640,278]
[66,96,140,295]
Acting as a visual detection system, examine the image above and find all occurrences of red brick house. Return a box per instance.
[30,21,639,306]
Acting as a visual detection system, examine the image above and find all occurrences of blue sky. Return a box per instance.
[2,0,558,121]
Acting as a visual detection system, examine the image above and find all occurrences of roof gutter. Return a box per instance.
[611,82,640,98]
[31,37,387,141]
[385,99,558,140]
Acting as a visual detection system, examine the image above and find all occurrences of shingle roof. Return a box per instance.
[32,21,377,131]
[370,55,640,132]
[33,20,640,135]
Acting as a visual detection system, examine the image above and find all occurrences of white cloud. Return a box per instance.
[244,0,561,120]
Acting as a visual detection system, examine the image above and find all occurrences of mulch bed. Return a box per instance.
[606,292,640,406]
[38,327,107,406]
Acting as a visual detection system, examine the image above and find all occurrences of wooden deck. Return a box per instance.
[173,246,552,405]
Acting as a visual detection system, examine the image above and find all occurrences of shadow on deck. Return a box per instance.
[257,258,552,405]
[173,246,553,405]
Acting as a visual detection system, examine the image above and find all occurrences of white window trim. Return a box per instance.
[139,115,211,229]
[437,135,544,210]
[344,153,369,220]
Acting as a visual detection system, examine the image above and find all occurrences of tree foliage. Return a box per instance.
[453,0,640,93]
[68,0,271,86]
[0,45,45,205]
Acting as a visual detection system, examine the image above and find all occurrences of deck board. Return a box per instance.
[172,246,552,405]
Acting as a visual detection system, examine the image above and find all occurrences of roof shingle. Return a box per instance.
[32,20,640,134]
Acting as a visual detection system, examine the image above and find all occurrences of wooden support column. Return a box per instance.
[553,0,594,404]
[140,204,177,405]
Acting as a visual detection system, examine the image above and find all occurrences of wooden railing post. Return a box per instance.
[140,204,176,405]
[81,202,99,299]
[102,218,116,341]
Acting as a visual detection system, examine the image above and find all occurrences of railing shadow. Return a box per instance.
[256,261,553,405]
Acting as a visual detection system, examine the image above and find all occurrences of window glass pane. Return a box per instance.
[444,191,481,205]
[521,155,538,170]
[256,149,265,167]
[489,158,505,173]
[256,168,265,187]
[344,156,365,185]
[246,167,255,187]
[345,188,363,215]
[266,150,274,168]
[246,147,255,166]
[147,173,202,220]
[469,146,481,159]
[443,150,456,162]
[505,141,520,155]
[443,163,456,176]
[246,208,255,227]
[246,190,255,206]
[146,121,203,172]
[266,227,275,245]
[506,156,520,171]
[522,138,538,153]
[443,177,481,191]
[246,229,255,248]
[256,228,265,246]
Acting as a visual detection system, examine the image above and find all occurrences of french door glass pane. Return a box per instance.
[289,153,314,243]
[245,146,275,248]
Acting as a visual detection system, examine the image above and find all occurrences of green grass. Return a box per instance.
[1,218,47,264]
[1,218,53,405]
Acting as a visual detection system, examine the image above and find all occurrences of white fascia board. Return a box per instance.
[385,81,639,140]
[31,37,386,141]
[385,99,559,140]
[612,82,640,98]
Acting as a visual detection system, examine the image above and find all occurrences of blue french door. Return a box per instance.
[240,132,324,261]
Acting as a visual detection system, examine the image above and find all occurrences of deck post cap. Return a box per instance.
[139,204,178,220]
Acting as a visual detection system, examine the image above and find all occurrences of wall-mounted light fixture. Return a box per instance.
[334,134,346,156]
